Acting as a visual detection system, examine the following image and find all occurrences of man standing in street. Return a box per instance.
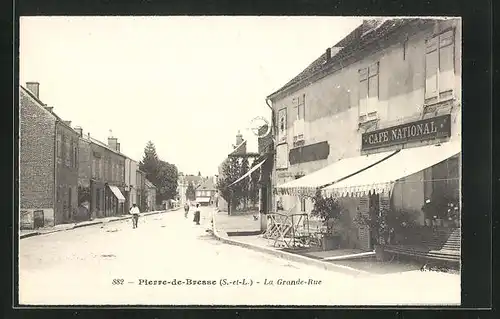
[184,202,190,218]
[130,203,141,229]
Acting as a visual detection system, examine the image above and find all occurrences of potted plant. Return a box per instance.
[311,189,342,251]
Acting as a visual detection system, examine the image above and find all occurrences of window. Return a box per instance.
[277,108,287,143]
[276,144,288,169]
[64,136,71,167]
[295,94,305,121]
[300,197,306,212]
[424,155,460,209]
[359,62,379,122]
[73,144,78,168]
[425,29,455,103]
[293,94,305,141]
[56,133,62,159]
[92,158,96,178]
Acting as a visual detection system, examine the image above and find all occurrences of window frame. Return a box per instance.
[292,94,305,142]
[358,61,380,123]
[424,28,456,105]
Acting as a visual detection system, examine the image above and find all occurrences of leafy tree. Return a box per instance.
[249,159,260,208]
[216,157,245,213]
[239,157,250,209]
[156,160,178,202]
[186,181,196,201]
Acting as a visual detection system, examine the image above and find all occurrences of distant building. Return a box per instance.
[20,83,80,228]
[77,130,127,218]
[178,174,204,205]
[135,169,147,211]
[195,177,216,206]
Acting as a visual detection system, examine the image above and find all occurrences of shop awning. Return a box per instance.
[108,185,126,203]
[322,141,461,198]
[197,197,211,203]
[276,150,398,197]
[228,158,267,187]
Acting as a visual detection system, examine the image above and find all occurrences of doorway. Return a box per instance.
[368,192,380,250]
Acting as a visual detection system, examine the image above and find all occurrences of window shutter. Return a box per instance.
[357,197,371,250]
[425,49,439,99]
[367,75,379,114]
[359,68,369,117]
[439,31,455,94]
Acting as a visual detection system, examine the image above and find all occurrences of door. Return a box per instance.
[357,196,371,250]
[368,193,380,250]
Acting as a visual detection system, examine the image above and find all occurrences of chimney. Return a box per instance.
[44,106,54,113]
[108,136,118,151]
[74,126,83,137]
[326,47,332,62]
[26,82,40,99]
[235,130,243,146]
[64,121,72,127]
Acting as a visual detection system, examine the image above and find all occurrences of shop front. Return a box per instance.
[321,114,461,253]
[106,184,126,216]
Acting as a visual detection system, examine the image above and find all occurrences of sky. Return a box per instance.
[20,16,363,176]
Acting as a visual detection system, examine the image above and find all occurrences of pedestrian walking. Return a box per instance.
[184,202,190,218]
[129,203,141,229]
[193,203,201,225]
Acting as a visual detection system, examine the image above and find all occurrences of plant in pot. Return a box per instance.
[311,189,342,251]
[353,205,392,261]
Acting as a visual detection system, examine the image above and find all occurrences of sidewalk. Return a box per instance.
[211,208,430,276]
[20,208,180,239]
[213,209,261,236]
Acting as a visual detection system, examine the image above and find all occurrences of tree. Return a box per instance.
[139,141,179,204]
[239,157,250,209]
[186,181,196,201]
[198,171,201,177]
[311,189,343,234]
[249,159,260,208]
[156,160,178,202]
[216,157,245,214]
[139,141,160,187]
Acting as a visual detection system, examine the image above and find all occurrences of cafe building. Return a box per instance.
[268,18,461,251]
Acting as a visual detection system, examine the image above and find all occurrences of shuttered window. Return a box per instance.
[359,62,379,121]
[425,29,455,103]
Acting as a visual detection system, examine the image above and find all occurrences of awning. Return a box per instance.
[108,185,126,203]
[228,158,267,187]
[197,197,211,203]
[275,150,397,197]
[322,141,461,198]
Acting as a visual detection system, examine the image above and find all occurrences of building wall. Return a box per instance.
[271,18,461,246]
[55,122,80,225]
[19,89,56,228]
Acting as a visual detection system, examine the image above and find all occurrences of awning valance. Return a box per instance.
[322,141,461,198]
[228,158,267,187]
[196,197,211,203]
[275,150,397,197]
[108,185,126,203]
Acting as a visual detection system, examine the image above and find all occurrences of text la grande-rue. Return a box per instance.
[263,278,322,286]
[367,121,439,145]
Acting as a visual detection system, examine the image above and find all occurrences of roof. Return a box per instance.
[184,175,204,186]
[20,85,78,134]
[85,135,126,158]
[145,179,156,189]
[267,18,423,100]
[197,178,216,191]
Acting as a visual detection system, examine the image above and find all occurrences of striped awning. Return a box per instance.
[108,185,126,203]
[322,141,461,198]
[275,150,397,197]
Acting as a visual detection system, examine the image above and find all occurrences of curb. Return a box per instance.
[211,209,370,277]
[20,208,180,239]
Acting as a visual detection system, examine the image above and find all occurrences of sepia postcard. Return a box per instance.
[18,16,461,306]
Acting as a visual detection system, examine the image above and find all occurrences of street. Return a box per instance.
[19,207,460,306]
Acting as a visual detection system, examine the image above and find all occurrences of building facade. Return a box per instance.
[124,157,138,212]
[135,169,147,211]
[20,83,79,228]
[145,179,157,211]
[195,177,216,206]
[269,18,461,250]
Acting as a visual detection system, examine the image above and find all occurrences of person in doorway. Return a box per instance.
[193,203,201,225]
[129,203,141,229]
[184,202,190,218]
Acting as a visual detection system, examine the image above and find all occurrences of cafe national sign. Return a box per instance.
[361,114,451,150]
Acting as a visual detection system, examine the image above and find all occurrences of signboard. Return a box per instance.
[361,114,451,150]
[277,171,305,178]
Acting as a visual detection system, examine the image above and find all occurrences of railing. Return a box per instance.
[265,212,313,249]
